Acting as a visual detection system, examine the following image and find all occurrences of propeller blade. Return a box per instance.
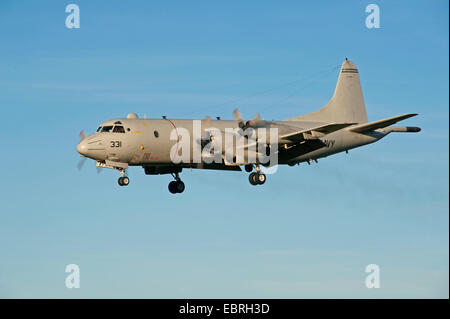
[77,157,87,171]
[198,116,213,147]
[79,130,86,141]
[247,113,261,128]
[233,108,247,130]
[233,109,263,133]
[233,108,243,123]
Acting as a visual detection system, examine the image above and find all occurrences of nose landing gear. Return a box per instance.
[168,172,185,194]
[117,168,130,187]
[96,161,131,187]
[249,172,266,185]
[118,176,130,186]
[247,165,266,186]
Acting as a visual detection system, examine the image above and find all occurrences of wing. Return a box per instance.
[233,122,354,152]
[203,121,354,166]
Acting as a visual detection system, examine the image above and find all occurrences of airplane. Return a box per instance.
[76,59,420,194]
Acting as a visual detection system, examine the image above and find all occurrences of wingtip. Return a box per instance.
[406,126,421,132]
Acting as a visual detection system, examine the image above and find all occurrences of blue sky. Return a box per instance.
[0,0,448,298]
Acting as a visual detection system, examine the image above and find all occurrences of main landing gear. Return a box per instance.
[247,165,266,186]
[168,172,185,194]
[117,168,130,187]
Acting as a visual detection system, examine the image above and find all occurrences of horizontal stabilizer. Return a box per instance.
[348,113,418,133]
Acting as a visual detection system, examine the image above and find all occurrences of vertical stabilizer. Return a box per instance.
[287,60,368,123]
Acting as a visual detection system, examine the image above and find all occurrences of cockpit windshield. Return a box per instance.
[97,125,126,133]
[101,126,113,133]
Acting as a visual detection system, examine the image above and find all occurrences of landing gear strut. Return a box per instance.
[248,165,266,186]
[168,172,185,194]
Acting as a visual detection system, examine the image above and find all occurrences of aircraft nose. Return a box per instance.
[77,140,88,156]
[76,137,106,160]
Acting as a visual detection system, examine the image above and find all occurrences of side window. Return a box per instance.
[113,126,125,133]
[96,127,102,132]
[101,126,113,133]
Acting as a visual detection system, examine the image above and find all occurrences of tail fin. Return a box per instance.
[287,59,368,124]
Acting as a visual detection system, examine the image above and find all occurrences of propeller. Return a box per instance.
[196,115,219,169]
[199,116,213,148]
[232,109,243,127]
[246,113,261,128]
[77,154,102,173]
[77,129,101,172]
[79,130,86,141]
[77,130,87,170]
[233,108,262,132]
[77,157,87,170]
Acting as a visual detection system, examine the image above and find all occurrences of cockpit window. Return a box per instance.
[96,127,102,132]
[101,126,113,132]
[114,121,122,124]
[113,125,125,133]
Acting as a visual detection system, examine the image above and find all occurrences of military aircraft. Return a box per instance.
[76,59,420,194]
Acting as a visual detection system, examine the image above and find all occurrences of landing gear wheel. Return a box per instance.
[168,171,185,194]
[249,172,258,185]
[168,180,185,194]
[175,180,185,193]
[249,172,266,185]
[256,173,266,185]
[118,176,130,186]
[168,181,178,194]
